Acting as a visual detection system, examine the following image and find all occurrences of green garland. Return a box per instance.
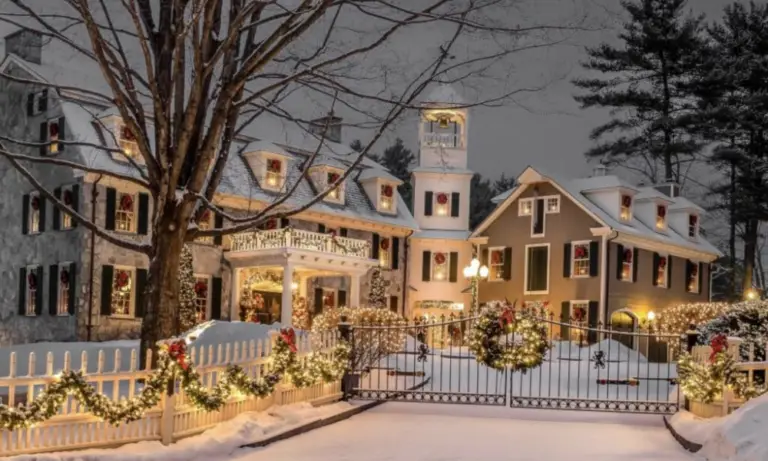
[0,328,349,431]
[678,350,764,404]
[468,300,550,372]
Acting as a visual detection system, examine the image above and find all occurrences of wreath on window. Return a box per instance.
[63,189,74,206]
[468,300,550,372]
[49,122,59,138]
[115,270,130,289]
[268,159,281,172]
[621,195,632,207]
[491,251,502,264]
[624,248,633,262]
[380,238,390,251]
[659,257,667,268]
[30,196,40,211]
[657,205,666,218]
[434,252,446,265]
[572,306,586,322]
[327,172,340,183]
[194,281,208,298]
[265,218,277,230]
[574,245,587,259]
[119,194,133,211]
[382,185,393,198]
[436,193,448,205]
[27,273,37,290]
[200,209,211,222]
[60,269,70,286]
[121,125,135,142]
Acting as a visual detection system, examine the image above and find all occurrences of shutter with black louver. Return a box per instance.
[210,277,222,320]
[652,253,660,286]
[26,93,34,116]
[49,264,58,315]
[667,256,673,290]
[213,213,224,245]
[135,269,148,317]
[587,301,599,344]
[632,249,639,282]
[422,251,431,281]
[340,228,348,237]
[616,244,624,280]
[71,185,80,227]
[338,290,347,307]
[589,241,599,277]
[449,252,458,282]
[502,248,512,280]
[18,267,26,315]
[424,191,433,216]
[563,243,572,278]
[137,193,149,235]
[39,90,48,112]
[58,117,66,152]
[105,188,117,230]
[22,194,29,235]
[68,262,77,315]
[100,265,114,316]
[39,121,47,155]
[450,192,460,217]
[38,197,46,232]
[560,302,570,340]
[318,223,326,233]
[34,266,44,315]
[53,188,61,230]
[314,288,323,314]
[280,217,289,228]
[392,237,400,270]
[372,233,380,260]
[698,262,704,294]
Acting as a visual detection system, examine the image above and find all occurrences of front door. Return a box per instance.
[610,311,636,350]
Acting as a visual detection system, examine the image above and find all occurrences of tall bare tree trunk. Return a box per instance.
[743,219,759,297]
[729,160,737,299]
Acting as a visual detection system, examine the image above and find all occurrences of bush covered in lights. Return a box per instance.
[311,306,406,371]
[655,302,731,353]
[698,300,768,361]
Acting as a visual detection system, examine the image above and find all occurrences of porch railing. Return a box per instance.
[229,227,371,259]
[422,132,461,148]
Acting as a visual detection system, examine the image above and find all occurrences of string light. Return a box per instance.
[655,302,731,353]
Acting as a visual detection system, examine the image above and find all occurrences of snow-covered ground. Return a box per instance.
[670,394,768,461]
[214,403,694,461]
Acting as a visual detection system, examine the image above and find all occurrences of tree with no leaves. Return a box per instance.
[0,0,589,365]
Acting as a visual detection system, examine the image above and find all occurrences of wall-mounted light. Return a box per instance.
[647,311,656,321]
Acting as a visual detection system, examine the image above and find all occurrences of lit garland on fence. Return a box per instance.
[655,302,732,352]
[0,328,349,431]
[468,300,550,372]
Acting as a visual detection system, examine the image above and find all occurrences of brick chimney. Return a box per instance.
[5,29,42,64]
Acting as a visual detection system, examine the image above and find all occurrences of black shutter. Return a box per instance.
[340,227,348,237]
[389,295,398,313]
[58,117,65,152]
[137,193,149,235]
[22,194,29,235]
[372,233,380,260]
[213,213,224,245]
[100,265,114,316]
[71,184,80,227]
[422,251,431,281]
[49,264,59,315]
[39,89,48,112]
[450,192,460,217]
[563,243,572,278]
[632,248,639,282]
[449,252,458,282]
[67,262,77,315]
[318,223,326,233]
[105,187,117,230]
[424,191,433,216]
[210,276,222,319]
[314,288,324,314]
[698,262,704,293]
[135,269,148,317]
[18,267,27,315]
[39,121,47,155]
[667,256,674,290]
[53,187,61,230]
[685,260,692,292]
[589,241,599,277]
[38,196,46,232]
[26,93,34,116]
[338,290,347,307]
[392,237,400,270]
[280,217,289,228]
[502,247,512,281]
[652,253,660,287]
[560,302,570,340]
[616,244,624,280]
[533,198,545,235]
[34,266,43,315]
[587,301,599,344]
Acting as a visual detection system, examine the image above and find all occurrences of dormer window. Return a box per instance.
[656,204,667,230]
[380,184,395,212]
[325,170,344,203]
[46,119,63,155]
[688,214,699,238]
[265,158,284,190]
[620,194,632,221]
[119,124,139,159]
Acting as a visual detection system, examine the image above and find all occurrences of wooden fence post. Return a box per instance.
[160,378,176,445]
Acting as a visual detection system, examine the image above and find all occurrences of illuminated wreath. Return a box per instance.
[265,219,277,230]
[328,172,340,183]
[121,125,135,142]
[194,281,208,298]
[468,300,550,372]
[491,251,502,264]
[659,257,667,268]
[622,195,631,207]
[657,205,666,218]
[436,193,448,205]
[49,122,59,138]
[115,270,130,289]
[268,159,281,172]
[434,252,446,265]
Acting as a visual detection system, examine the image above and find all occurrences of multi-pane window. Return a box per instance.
[489,247,505,281]
[196,209,214,244]
[48,119,61,154]
[518,198,533,216]
[689,214,699,238]
[61,187,74,229]
[119,124,139,159]
[656,255,668,288]
[111,268,134,316]
[58,265,71,315]
[194,276,209,322]
[525,245,549,294]
[25,267,39,316]
[620,247,633,282]
[571,242,590,277]
[687,261,700,293]
[620,194,632,221]
[432,252,449,281]
[115,192,136,232]
[380,184,394,212]
[656,204,667,230]
[265,158,283,189]
[28,194,41,234]
[434,192,450,216]
[326,171,342,201]
[379,237,392,268]
[570,301,589,344]
[546,197,560,213]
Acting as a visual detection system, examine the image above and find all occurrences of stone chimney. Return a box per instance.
[309,113,342,144]
[5,29,42,64]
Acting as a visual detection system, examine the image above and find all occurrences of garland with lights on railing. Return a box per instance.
[468,300,550,372]
[0,328,349,431]
[677,334,764,404]
[654,302,732,354]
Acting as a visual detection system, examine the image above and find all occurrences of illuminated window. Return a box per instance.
[118,124,139,159]
[434,192,450,216]
[620,194,632,221]
[194,276,210,322]
[48,119,60,154]
[323,288,337,308]
[687,261,700,293]
[380,184,394,212]
[489,247,505,281]
[570,301,589,344]
[115,193,136,232]
[28,193,41,234]
[379,237,392,268]
[265,158,283,189]
[57,264,72,316]
[620,247,633,282]
[25,266,39,316]
[326,170,343,201]
[518,199,533,216]
[432,252,449,281]
[689,214,699,238]
[656,204,667,230]
[656,255,668,288]
[571,242,590,277]
[546,197,560,213]
[61,187,75,229]
[111,268,134,317]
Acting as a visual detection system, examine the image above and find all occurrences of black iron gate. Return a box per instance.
[344,315,507,405]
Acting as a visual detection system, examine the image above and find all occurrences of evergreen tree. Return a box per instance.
[573,0,706,183]
[470,173,496,229]
[178,244,198,332]
[376,138,416,210]
[492,173,517,195]
[292,295,311,330]
[350,139,364,153]
[367,267,389,309]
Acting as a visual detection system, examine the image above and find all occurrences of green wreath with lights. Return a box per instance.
[468,300,550,372]
[0,328,350,431]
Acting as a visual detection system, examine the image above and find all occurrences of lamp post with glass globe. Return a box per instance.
[463,257,489,315]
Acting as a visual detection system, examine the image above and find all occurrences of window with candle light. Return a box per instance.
[25,266,39,316]
[28,193,41,234]
[656,255,668,288]
[265,157,284,190]
[380,184,394,212]
[489,247,505,281]
[620,194,632,222]
[569,301,589,344]
[571,242,590,277]
[111,267,134,317]
[118,123,139,159]
[47,119,60,154]
[688,214,699,238]
[115,192,136,232]
[656,204,667,230]
[620,247,633,282]
[432,252,448,281]
[326,170,344,202]
[193,276,210,322]
[434,192,450,216]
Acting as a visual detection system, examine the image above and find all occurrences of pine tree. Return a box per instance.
[367,267,389,309]
[372,138,416,210]
[573,0,706,183]
[292,295,311,330]
[492,173,517,195]
[178,244,198,332]
[470,173,496,229]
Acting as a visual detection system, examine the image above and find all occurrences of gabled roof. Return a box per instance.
[357,167,402,184]
[472,166,722,260]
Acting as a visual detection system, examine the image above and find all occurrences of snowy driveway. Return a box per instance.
[220,403,695,461]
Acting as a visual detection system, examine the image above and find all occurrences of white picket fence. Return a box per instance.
[0,331,343,456]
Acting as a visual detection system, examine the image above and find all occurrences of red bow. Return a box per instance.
[499,307,515,328]
[168,340,189,370]
[710,334,728,363]
[280,327,297,353]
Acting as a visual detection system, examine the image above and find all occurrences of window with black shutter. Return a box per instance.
[450,192,460,217]
[424,191,433,216]
[210,276,222,319]
[392,237,400,270]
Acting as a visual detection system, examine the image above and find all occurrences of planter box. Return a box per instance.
[689,399,744,418]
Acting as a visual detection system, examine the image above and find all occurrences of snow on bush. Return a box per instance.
[656,302,732,353]
[699,300,768,361]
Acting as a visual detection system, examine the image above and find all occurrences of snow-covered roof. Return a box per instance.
[423,84,465,105]
[412,229,472,240]
[572,175,639,193]
[491,187,516,204]
[669,196,705,213]
[411,166,474,175]
[357,167,402,184]
[243,140,290,157]
[633,187,674,203]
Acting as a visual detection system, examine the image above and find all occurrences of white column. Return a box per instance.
[281,263,294,325]
[230,268,240,320]
[349,273,361,308]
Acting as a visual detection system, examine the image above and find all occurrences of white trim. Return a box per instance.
[619,193,633,223]
[110,265,137,318]
[193,273,213,321]
[655,203,668,233]
[114,191,138,234]
[545,195,561,214]
[570,240,592,278]
[524,243,550,295]
[613,232,718,263]
[262,152,287,191]
[430,251,451,282]
[0,54,48,83]
[488,246,505,282]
